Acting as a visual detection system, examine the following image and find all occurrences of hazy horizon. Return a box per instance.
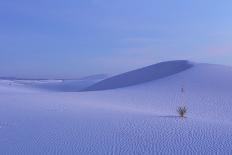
[0,60,232,79]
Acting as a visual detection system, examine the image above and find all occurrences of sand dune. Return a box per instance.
[1,61,232,154]
[1,74,107,92]
[84,60,193,91]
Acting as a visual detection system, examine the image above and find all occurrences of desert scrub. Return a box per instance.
[177,106,187,118]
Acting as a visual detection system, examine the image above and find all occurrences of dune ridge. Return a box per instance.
[84,60,193,91]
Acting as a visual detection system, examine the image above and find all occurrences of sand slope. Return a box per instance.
[1,61,232,154]
[84,60,193,91]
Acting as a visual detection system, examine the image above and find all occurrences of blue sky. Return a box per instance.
[0,0,232,78]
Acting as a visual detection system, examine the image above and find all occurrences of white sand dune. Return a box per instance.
[84,60,193,91]
[3,74,108,92]
[1,61,232,154]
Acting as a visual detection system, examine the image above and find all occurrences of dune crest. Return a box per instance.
[84,60,193,91]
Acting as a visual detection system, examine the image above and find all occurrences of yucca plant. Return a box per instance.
[177,106,187,118]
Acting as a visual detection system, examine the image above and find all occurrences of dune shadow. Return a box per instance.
[158,115,180,118]
[83,60,193,91]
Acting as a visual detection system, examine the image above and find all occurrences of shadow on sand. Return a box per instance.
[158,115,186,119]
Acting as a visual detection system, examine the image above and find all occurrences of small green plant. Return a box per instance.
[177,106,187,118]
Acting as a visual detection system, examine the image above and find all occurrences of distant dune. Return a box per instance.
[84,60,193,91]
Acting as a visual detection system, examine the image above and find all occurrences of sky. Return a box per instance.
[0,0,232,78]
